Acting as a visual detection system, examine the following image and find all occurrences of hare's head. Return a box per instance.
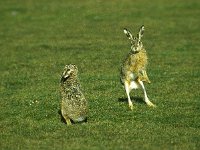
[123,25,145,52]
[61,64,78,81]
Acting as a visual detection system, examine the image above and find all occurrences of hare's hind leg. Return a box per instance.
[124,81,133,110]
[138,80,156,107]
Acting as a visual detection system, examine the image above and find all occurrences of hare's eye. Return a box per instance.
[138,41,142,45]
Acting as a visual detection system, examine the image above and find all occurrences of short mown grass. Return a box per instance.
[0,0,200,149]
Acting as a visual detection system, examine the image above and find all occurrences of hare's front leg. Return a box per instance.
[124,81,133,110]
[142,70,151,83]
[61,109,72,125]
[65,117,72,125]
[139,70,151,83]
[138,80,156,107]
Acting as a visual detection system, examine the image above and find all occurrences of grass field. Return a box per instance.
[0,0,200,149]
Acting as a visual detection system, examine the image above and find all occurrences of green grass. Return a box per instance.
[0,0,200,149]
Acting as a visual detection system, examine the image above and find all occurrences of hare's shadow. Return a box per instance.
[118,96,145,104]
[58,110,67,123]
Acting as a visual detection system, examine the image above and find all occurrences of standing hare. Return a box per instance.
[60,64,88,125]
[120,25,156,110]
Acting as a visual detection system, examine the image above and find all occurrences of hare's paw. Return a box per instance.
[129,103,134,110]
[63,116,72,125]
[66,118,72,125]
[147,101,156,108]
[147,79,151,84]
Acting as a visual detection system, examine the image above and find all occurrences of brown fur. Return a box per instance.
[121,48,150,85]
[120,26,155,110]
[60,64,88,125]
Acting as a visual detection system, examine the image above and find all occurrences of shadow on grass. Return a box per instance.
[118,96,146,104]
[58,110,67,124]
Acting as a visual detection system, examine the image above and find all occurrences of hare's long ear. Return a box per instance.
[123,28,134,41]
[137,25,145,43]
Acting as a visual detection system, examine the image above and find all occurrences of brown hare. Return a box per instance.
[60,64,88,125]
[120,25,156,110]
